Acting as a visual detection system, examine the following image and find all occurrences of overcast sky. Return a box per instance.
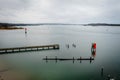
[0,0,120,23]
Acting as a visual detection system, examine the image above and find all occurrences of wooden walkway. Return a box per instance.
[0,44,59,54]
[43,56,94,63]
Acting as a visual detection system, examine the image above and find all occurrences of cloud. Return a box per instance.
[0,0,120,23]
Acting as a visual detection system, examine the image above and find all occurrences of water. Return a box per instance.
[0,25,120,80]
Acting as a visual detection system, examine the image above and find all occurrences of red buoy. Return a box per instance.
[91,43,96,57]
[93,43,96,49]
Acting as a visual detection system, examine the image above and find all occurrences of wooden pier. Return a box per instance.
[43,56,94,63]
[0,44,59,54]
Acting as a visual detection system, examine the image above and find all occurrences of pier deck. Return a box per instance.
[0,44,59,54]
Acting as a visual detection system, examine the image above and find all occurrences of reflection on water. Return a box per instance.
[0,25,120,80]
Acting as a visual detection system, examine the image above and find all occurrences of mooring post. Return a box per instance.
[19,48,20,52]
[46,56,47,60]
[55,56,57,63]
[80,56,82,63]
[57,45,59,49]
[25,48,26,51]
[25,28,27,34]
[37,48,38,51]
[101,67,104,77]
[5,50,7,53]
[46,56,48,63]
[12,49,14,52]
[90,57,92,63]
[55,46,57,49]
[53,46,56,49]
[48,46,50,50]
[73,57,74,63]
[66,44,69,48]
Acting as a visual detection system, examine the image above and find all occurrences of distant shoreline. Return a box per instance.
[84,23,120,26]
[0,22,120,27]
[0,26,24,30]
[0,28,24,30]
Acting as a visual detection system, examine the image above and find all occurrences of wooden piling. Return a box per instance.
[101,67,104,77]
[80,57,82,63]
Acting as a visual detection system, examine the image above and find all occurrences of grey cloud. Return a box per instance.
[0,0,120,23]
[0,0,30,10]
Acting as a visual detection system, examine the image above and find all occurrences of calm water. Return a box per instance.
[0,25,120,80]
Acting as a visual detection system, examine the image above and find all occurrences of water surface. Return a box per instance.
[0,25,120,80]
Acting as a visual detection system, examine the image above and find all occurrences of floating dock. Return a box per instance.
[43,56,94,63]
[0,44,59,54]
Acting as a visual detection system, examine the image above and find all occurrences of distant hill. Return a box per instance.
[0,23,81,26]
[84,23,120,26]
[0,23,24,29]
[0,23,120,28]
[0,23,38,26]
[0,23,81,29]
